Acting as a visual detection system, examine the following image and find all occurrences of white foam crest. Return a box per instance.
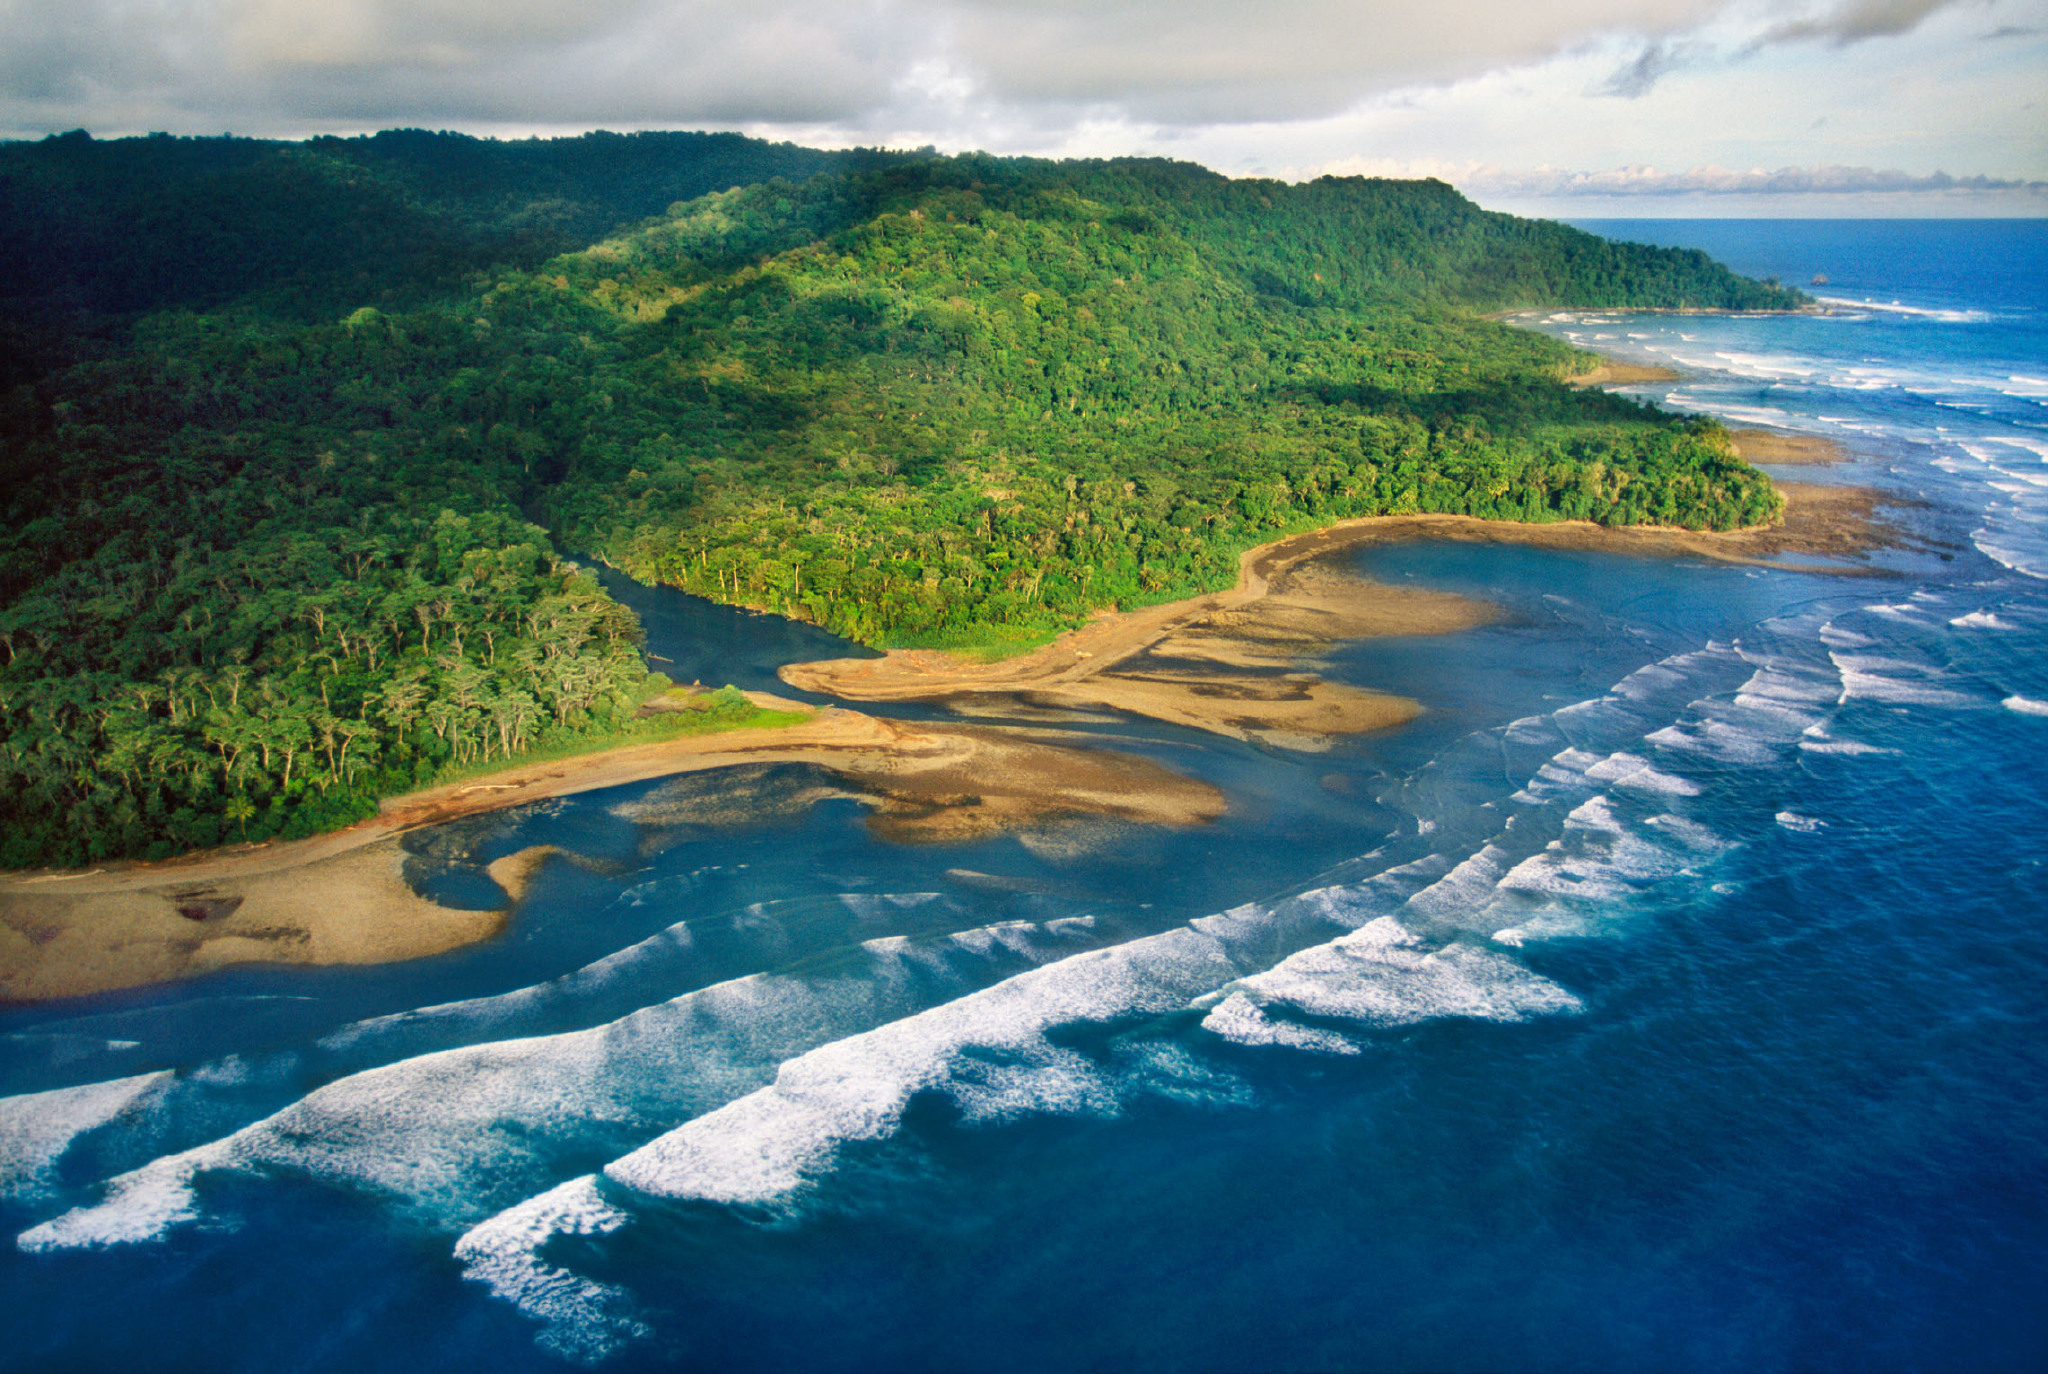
[1644,814,1726,852]
[1813,295,1991,324]
[1973,532,2048,581]
[1233,917,1582,1028]
[448,874,1577,1356]
[1402,846,1511,921]
[0,1073,171,1204]
[1646,719,1779,764]
[1949,611,2014,630]
[839,892,942,921]
[455,1177,647,1366]
[1199,994,1360,1055]
[601,925,1245,1209]
[318,917,700,1056]
[1510,748,1605,803]
[1819,624,1878,649]
[1503,715,1562,745]
[1830,653,1977,708]
[1581,752,1702,797]
[1735,663,1841,707]
[1492,796,1708,904]
[1797,734,1895,755]
[1985,433,2048,462]
[1609,662,1689,704]
[16,920,1111,1249]
[2003,696,2048,716]
[17,1148,219,1252]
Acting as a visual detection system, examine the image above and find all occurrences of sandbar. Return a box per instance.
[0,700,1223,1001]
[1567,359,1682,387]
[779,483,1893,746]
[1728,429,1848,465]
[3,483,1900,1002]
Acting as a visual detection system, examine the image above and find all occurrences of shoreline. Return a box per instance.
[2,485,1895,1003]
[0,700,1224,1003]
[779,481,1895,734]
[1728,428,1848,465]
[1566,359,1682,387]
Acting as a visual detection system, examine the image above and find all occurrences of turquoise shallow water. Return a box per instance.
[3,221,2045,1372]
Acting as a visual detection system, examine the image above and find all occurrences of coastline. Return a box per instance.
[0,699,1224,1003]
[1566,359,1682,387]
[2,484,1892,1003]
[780,481,1895,733]
[1728,428,1848,465]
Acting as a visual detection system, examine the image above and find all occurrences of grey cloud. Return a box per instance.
[0,0,924,133]
[4,0,1746,135]
[1596,39,1691,97]
[1754,0,1969,48]
[0,0,2016,139]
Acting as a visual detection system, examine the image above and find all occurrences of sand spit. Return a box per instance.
[611,723,1224,846]
[783,540,1494,750]
[0,840,504,1003]
[3,487,1899,1001]
[1567,360,1682,388]
[781,487,1902,743]
[0,701,1222,1002]
[1728,429,1848,465]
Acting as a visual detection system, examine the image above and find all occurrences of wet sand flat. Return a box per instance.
[779,483,1893,744]
[0,703,1223,1001]
[4,486,1898,1001]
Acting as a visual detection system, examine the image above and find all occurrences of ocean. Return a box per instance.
[3,219,2044,1372]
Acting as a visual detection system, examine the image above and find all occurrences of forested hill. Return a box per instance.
[1,134,1799,868]
[0,128,920,380]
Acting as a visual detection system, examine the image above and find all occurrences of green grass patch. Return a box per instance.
[416,688,811,795]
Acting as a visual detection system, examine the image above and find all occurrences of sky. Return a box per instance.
[1,0,2042,215]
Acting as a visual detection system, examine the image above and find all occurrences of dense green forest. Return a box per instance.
[0,130,1801,867]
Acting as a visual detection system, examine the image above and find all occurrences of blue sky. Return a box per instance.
[3,0,2042,214]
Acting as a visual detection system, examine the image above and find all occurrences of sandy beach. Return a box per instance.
[1566,360,1682,387]
[0,701,1223,1001]
[781,481,1896,742]
[1728,428,1849,465]
[2,481,1898,1002]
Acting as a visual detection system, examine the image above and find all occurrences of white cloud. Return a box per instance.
[0,0,2039,215]
[0,0,1994,132]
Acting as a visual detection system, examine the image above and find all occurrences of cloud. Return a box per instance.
[1594,0,1988,99]
[1597,39,1694,97]
[0,0,1766,134]
[1753,0,1968,47]
[1301,155,2048,199]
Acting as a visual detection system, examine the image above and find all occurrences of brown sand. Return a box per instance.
[3,482,1902,1002]
[1728,429,1849,465]
[1567,360,1682,387]
[0,699,1222,1001]
[602,719,1225,847]
[0,840,504,1003]
[783,540,1494,750]
[781,485,1902,745]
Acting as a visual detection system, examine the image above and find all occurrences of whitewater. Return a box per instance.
[3,220,2044,1372]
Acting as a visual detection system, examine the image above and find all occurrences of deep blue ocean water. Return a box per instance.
[3,220,2045,1372]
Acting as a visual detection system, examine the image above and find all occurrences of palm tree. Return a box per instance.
[224,795,256,842]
